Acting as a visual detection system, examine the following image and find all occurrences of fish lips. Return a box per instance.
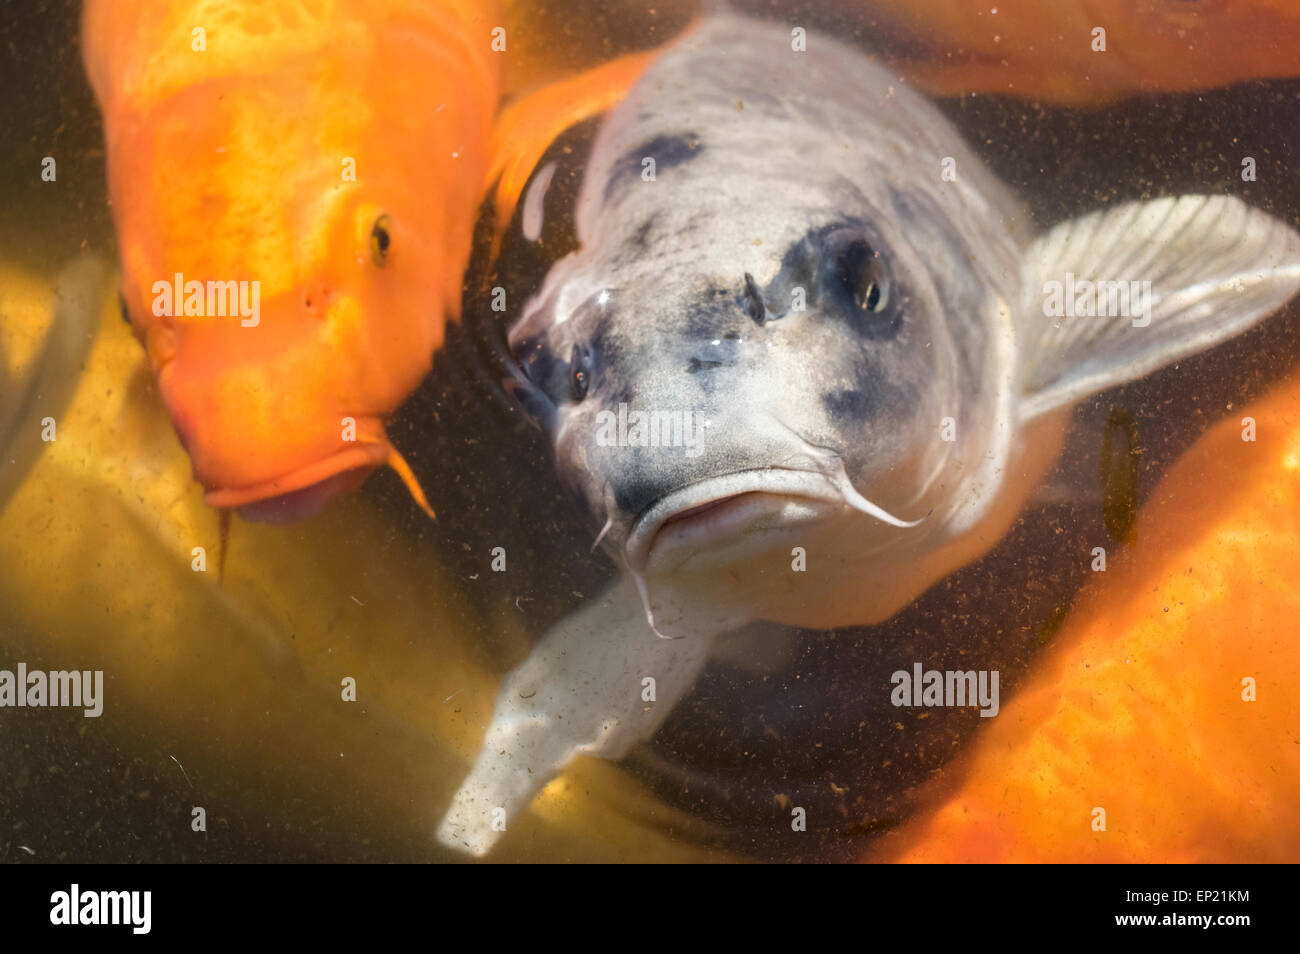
[202,441,390,521]
[624,468,844,576]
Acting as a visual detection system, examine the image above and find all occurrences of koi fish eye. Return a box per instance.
[570,343,592,401]
[370,214,392,266]
[819,227,900,338]
[118,290,131,324]
[824,230,889,314]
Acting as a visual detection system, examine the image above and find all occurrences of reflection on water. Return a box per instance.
[1,0,1298,862]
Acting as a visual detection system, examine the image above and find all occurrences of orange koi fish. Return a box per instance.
[83,0,662,523]
[865,0,1300,104]
[83,0,502,521]
[868,375,1300,862]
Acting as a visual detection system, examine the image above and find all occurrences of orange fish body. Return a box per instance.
[83,0,501,518]
[867,0,1300,104]
[869,376,1300,862]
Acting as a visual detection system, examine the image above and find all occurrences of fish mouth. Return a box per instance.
[625,469,844,575]
[203,442,391,521]
[201,436,436,523]
[232,465,376,524]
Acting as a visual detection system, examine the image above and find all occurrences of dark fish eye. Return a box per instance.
[118,290,131,324]
[370,213,391,266]
[831,237,889,313]
[862,275,886,312]
[570,343,592,401]
[819,228,898,338]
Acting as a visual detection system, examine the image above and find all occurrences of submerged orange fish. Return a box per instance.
[868,375,1300,862]
[83,0,662,522]
[866,0,1300,104]
[83,0,502,520]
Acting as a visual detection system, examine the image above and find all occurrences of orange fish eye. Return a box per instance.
[370,213,392,266]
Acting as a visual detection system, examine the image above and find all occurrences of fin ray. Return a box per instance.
[385,444,436,520]
[1019,195,1300,420]
[483,49,662,266]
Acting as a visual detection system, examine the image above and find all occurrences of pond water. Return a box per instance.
[1,0,1297,862]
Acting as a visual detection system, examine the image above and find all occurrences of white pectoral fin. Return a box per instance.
[1018,194,1300,420]
[435,576,717,857]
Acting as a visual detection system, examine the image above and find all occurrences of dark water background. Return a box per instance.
[1,0,1297,861]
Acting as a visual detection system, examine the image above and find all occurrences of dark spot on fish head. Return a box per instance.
[603,132,703,205]
[682,281,745,340]
[687,356,727,374]
[630,215,658,250]
[507,286,632,513]
[746,216,952,495]
[515,184,979,549]
[508,291,615,416]
[821,388,874,420]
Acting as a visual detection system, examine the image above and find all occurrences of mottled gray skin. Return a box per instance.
[509,15,1040,632]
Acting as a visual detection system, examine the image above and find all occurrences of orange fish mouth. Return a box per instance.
[232,466,375,524]
[202,440,435,523]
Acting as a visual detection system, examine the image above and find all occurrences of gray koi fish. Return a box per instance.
[437,15,1300,855]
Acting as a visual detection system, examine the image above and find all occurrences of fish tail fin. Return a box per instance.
[483,49,658,265]
[384,443,436,521]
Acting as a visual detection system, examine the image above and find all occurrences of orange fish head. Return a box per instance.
[132,201,442,524]
[113,80,456,522]
[86,0,504,523]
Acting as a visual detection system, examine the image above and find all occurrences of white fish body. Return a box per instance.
[437,16,1300,855]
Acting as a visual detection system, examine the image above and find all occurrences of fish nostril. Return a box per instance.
[303,285,333,314]
[742,272,767,325]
